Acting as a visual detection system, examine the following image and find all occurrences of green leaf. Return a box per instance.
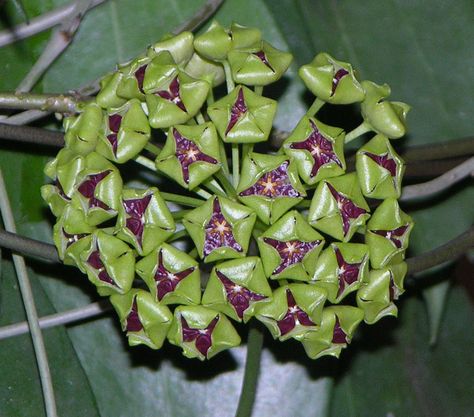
[423,276,451,346]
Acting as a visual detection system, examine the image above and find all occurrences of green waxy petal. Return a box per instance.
[184,52,225,87]
[167,306,241,360]
[357,262,407,324]
[360,81,410,139]
[365,198,414,268]
[114,55,151,101]
[257,211,325,281]
[298,52,365,104]
[208,85,277,143]
[308,173,370,242]
[155,123,221,190]
[310,243,369,303]
[79,230,135,296]
[110,289,173,349]
[63,102,103,155]
[136,242,201,306]
[229,23,262,50]
[148,31,195,66]
[202,257,272,322]
[255,284,327,341]
[301,306,364,359]
[236,152,305,224]
[96,71,128,109]
[356,134,405,199]
[193,21,233,61]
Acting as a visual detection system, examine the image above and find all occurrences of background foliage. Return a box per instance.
[0,1,473,416]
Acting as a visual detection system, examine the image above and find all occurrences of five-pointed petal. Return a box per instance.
[216,270,266,319]
[107,114,122,156]
[371,224,409,249]
[290,120,342,178]
[277,289,315,336]
[154,250,195,301]
[123,194,152,246]
[134,65,147,93]
[364,151,397,177]
[86,249,116,286]
[77,170,112,209]
[334,247,362,297]
[173,128,218,184]
[225,88,248,135]
[239,161,300,198]
[156,76,187,112]
[263,237,321,275]
[181,315,219,357]
[62,228,89,248]
[253,50,275,71]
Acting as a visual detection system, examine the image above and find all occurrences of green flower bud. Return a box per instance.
[184,52,225,87]
[298,53,365,104]
[96,71,128,109]
[63,102,103,155]
[365,198,413,268]
[96,99,151,164]
[167,305,241,360]
[208,85,277,143]
[155,123,221,190]
[147,31,195,66]
[136,242,201,306]
[115,55,151,101]
[53,204,94,270]
[144,52,210,129]
[229,22,262,50]
[236,152,305,224]
[193,21,233,61]
[301,306,364,359]
[79,230,135,296]
[202,257,272,322]
[308,173,370,241]
[356,134,405,199]
[69,152,123,227]
[310,243,369,303]
[182,196,256,263]
[255,284,327,341]
[356,262,407,324]
[360,80,410,139]
[283,116,346,185]
[228,41,293,86]
[116,187,175,256]
[257,211,325,281]
[110,289,173,349]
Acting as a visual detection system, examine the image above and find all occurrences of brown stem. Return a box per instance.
[0,123,64,147]
[0,229,59,263]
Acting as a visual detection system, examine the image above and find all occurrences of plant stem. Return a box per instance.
[194,186,213,199]
[196,112,206,124]
[254,86,263,95]
[160,192,204,208]
[345,121,371,143]
[144,142,162,157]
[167,229,189,242]
[0,171,57,417]
[232,143,240,188]
[134,155,157,171]
[215,169,238,199]
[223,60,235,93]
[402,136,474,162]
[0,229,59,262]
[306,97,325,116]
[203,178,226,197]
[234,323,264,417]
[0,92,85,113]
[171,210,192,221]
[0,123,64,147]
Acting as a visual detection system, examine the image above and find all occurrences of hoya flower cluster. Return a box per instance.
[42,22,413,361]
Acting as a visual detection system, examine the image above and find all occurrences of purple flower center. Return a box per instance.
[331,68,349,96]
[332,317,347,344]
[62,228,88,248]
[86,250,116,286]
[173,128,218,184]
[134,65,147,93]
[216,270,266,319]
[253,50,275,72]
[77,170,112,210]
[326,182,367,236]
[371,224,409,249]
[334,247,363,297]
[126,298,143,332]
[263,237,321,275]
[225,88,248,135]
[290,120,342,178]
[239,161,300,198]
[364,152,397,177]
[123,194,152,246]
[107,114,122,156]
[181,315,219,357]
[156,76,187,112]
[277,289,315,336]
[203,199,243,256]
[154,250,195,301]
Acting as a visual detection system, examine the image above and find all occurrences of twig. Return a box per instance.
[0,0,105,47]
[0,229,59,262]
[0,300,111,340]
[0,170,57,417]
[17,0,101,93]
[407,226,474,275]
[172,0,224,34]
[402,136,474,162]
[0,123,64,147]
[0,92,84,113]
[400,157,474,201]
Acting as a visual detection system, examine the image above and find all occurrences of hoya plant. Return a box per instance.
[0,1,472,417]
